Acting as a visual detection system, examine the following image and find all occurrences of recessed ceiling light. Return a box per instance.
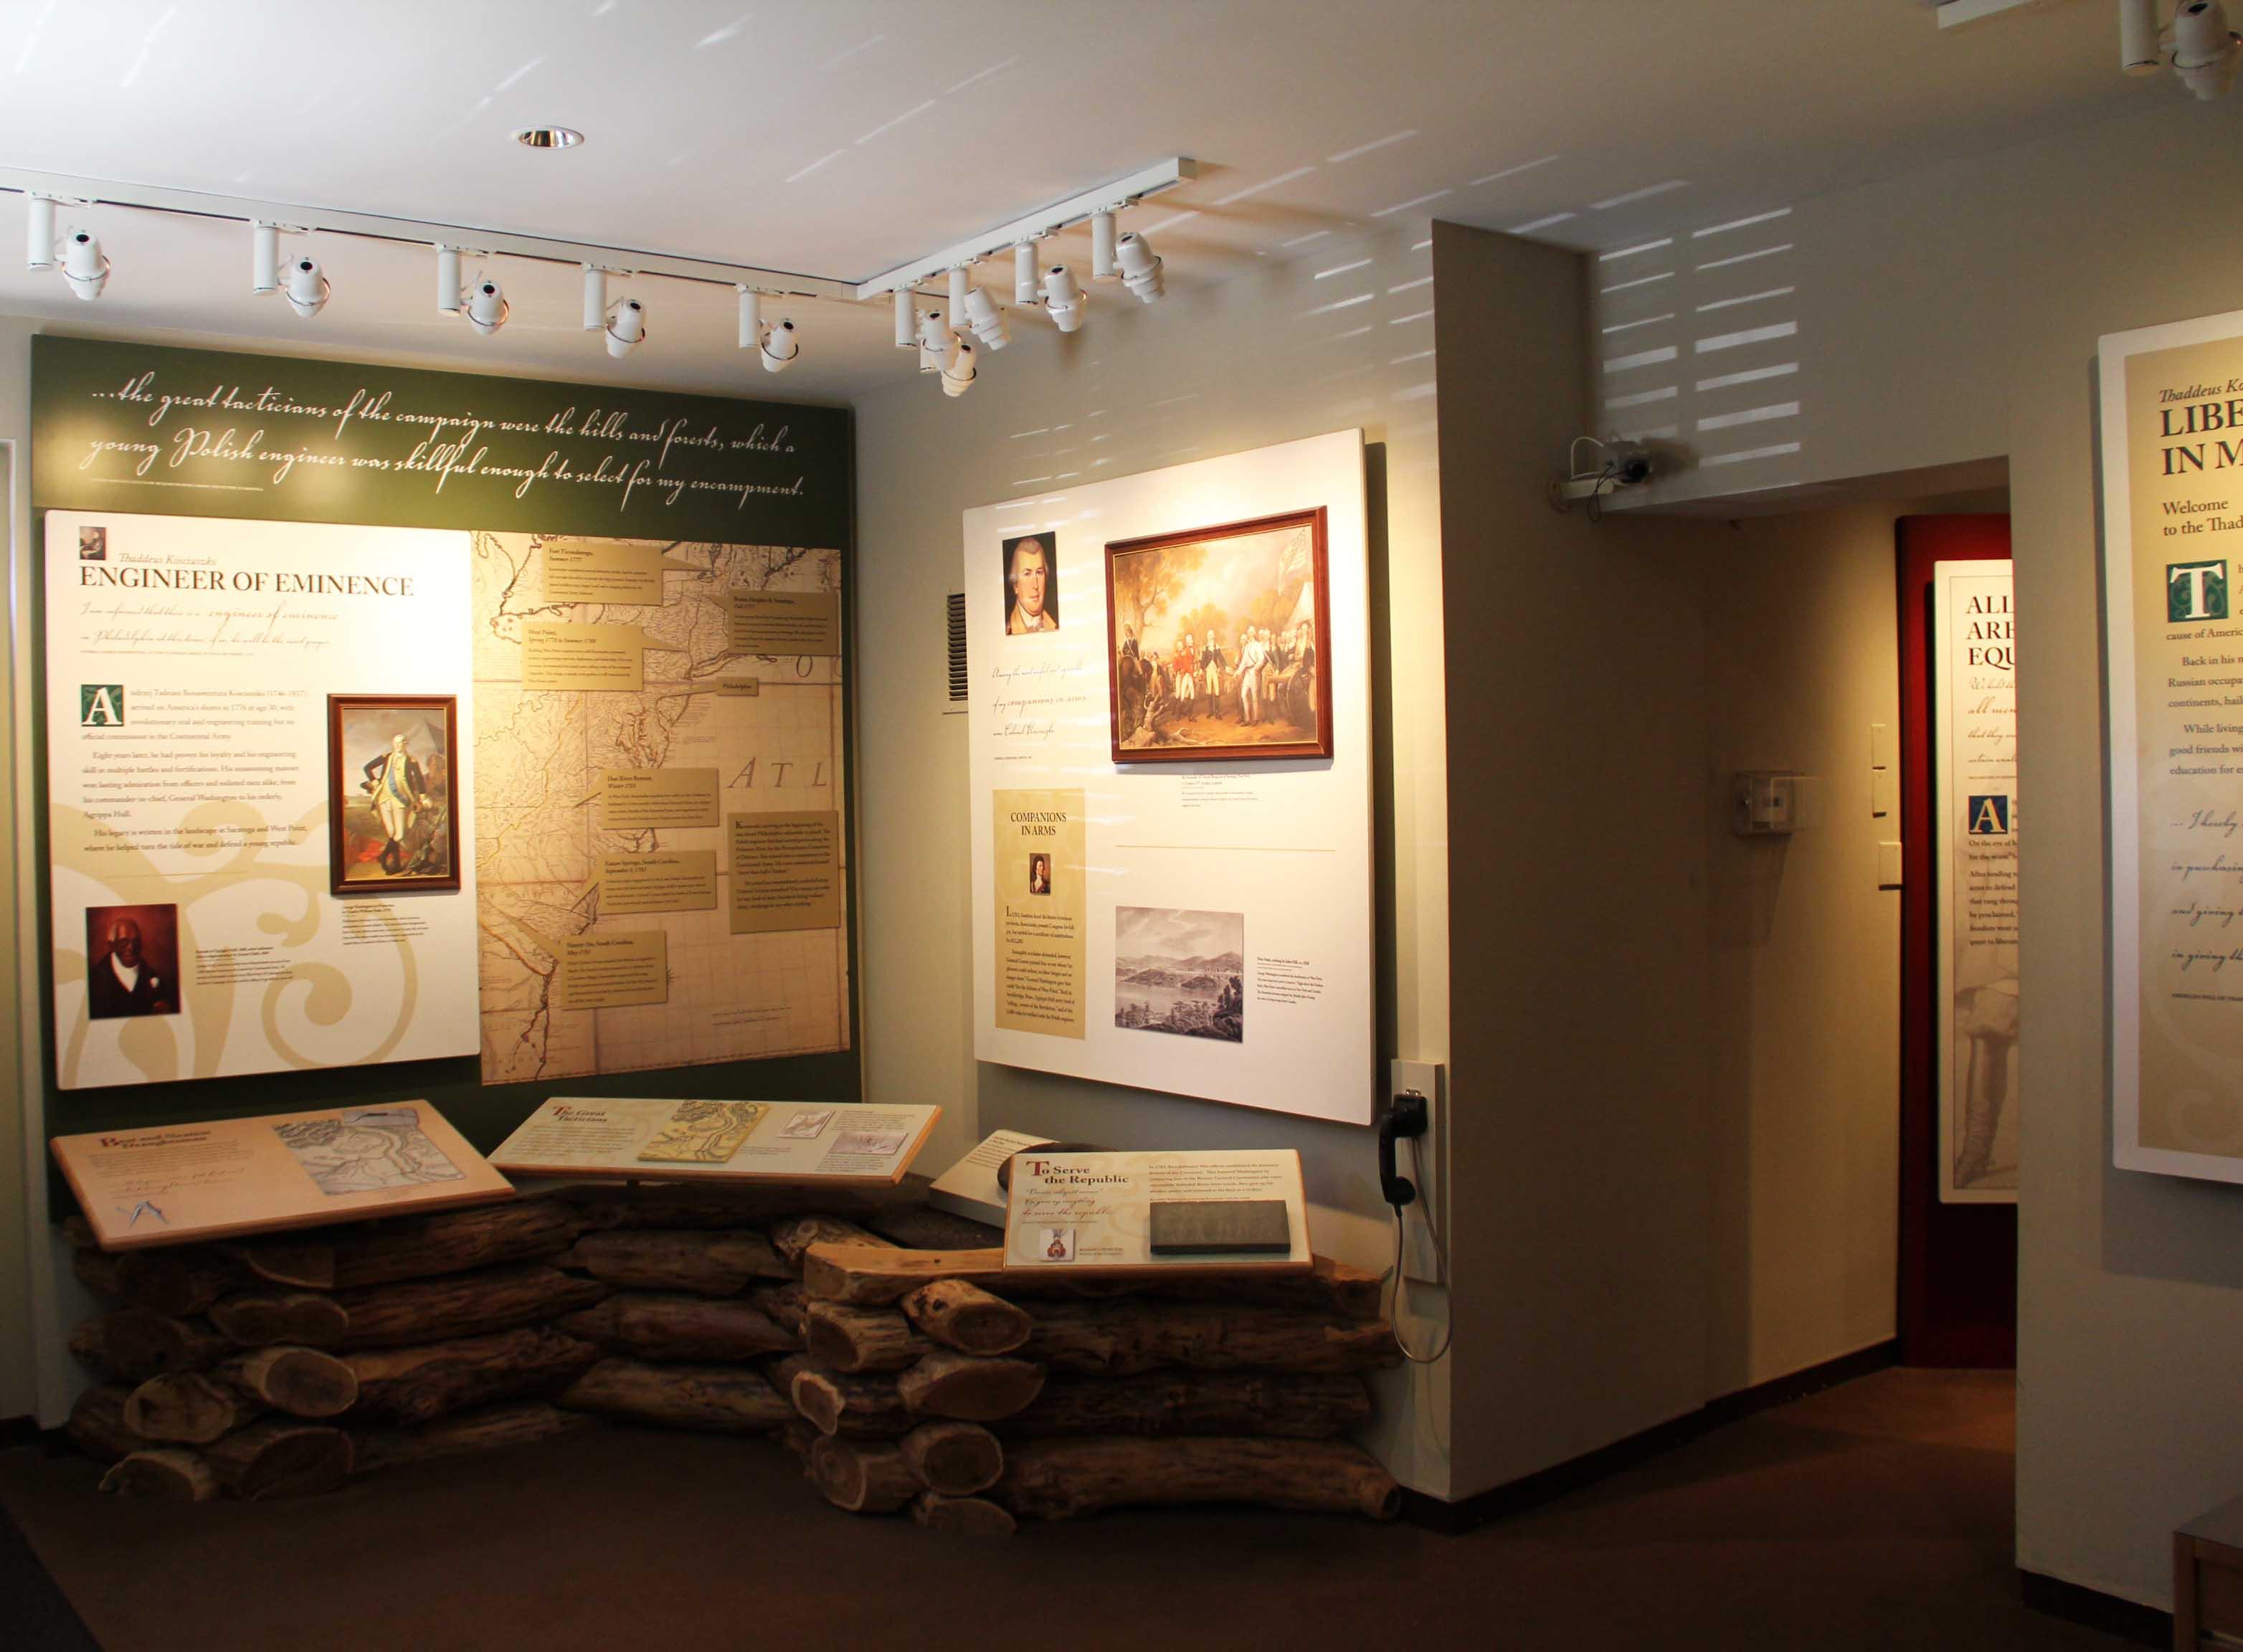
[513,126,584,150]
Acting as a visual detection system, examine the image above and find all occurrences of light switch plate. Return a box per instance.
[1870,721,1895,769]
[1877,840,1904,888]
[1390,1058,1445,1283]
[1871,769,1896,818]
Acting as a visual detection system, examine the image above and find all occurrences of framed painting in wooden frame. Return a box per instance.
[326,693,462,896]
[1103,506,1332,764]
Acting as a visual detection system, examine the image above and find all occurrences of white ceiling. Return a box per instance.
[0,0,2182,398]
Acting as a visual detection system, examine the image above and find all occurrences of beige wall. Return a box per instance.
[852,224,1456,1492]
[0,315,37,1423]
[1601,94,2243,1607]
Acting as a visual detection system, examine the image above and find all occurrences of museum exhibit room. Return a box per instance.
[4,1,2243,1648]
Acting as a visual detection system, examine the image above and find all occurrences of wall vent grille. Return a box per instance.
[945,592,968,713]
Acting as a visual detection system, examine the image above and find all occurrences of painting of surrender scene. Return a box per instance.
[327,694,461,896]
[1104,507,1332,763]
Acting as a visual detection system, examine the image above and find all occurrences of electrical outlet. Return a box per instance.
[1390,1058,1445,1283]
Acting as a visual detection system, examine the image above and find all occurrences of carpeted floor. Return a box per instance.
[0,1368,2135,1651]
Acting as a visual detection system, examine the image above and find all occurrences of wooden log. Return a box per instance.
[778,1418,820,1468]
[336,1200,580,1288]
[208,1290,350,1349]
[203,1419,353,1499]
[69,1311,230,1380]
[900,1280,1032,1356]
[1005,1371,1371,1439]
[72,1245,243,1316]
[807,1435,919,1514]
[750,1281,809,1337]
[896,1352,1045,1422]
[910,1491,1017,1537]
[802,1301,929,1372]
[346,1327,604,1424]
[1023,1301,1397,1376]
[802,1245,1383,1317]
[559,1179,926,1233]
[333,1265,608,1349]
[100,1448,221,1502]
[124,1372,263,1443]
[777,1355,916,1438]
[998,1437,1402,1522]
[348,1400,588,1476]
[556,1293,795,1362]
[559,1357,792,1433]
[899,1420,1004,1496]
[869,1205,1005,1251]
[219,1240,333,1291]
[769,1216,894,1271]
[560,1229,790,1296]
[67,1383,148,1462]
[213,1347,359,1418]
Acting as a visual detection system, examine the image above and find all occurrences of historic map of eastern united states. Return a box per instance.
[471,533,848,1083]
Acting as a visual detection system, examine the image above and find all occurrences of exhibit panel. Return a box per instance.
[962,431,1375,1126]
[1932,559,2019,1203]
[29,334,859,1149]
[2100,310,2243,1185]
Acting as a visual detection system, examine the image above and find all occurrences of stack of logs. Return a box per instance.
[62,1185,1403,1533]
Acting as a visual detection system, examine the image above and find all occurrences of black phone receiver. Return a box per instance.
[1380,1091,1428,1210]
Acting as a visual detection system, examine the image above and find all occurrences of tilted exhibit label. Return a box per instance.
[926,1127,1058,1226]
[1933,559,2019,1203]
[52,1102,511,1250]
[490,1096,939,1185]
[1003,1149,1312,1276]
[2101,307,2243,1184]
[33,336,854,1116]
[962,432,1375,1125]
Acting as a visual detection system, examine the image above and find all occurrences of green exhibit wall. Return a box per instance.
[29,334,859,1157]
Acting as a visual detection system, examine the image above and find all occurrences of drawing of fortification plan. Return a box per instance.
[274,1108,465,1196]
[636,1098,769,1164]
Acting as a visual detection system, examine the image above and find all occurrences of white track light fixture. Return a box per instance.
[893,286,916,349]
[252,222,281,295]
[284,255,330,318]
[918,307,959,374]
[1116,230,1165,302]
[466,277,508,336]
[605,297,646,357]
[27,194,55,270]
[1042,264,1086,333]
[1013,242,1040,305]
[963,282,1010,351]
[435,244,462,312]
[738,285,762,350]
[942,336,977,398]
[1090,211,1119,280]
[948,266,971,315]
[61,229,108,300]
[761,317,799,374]
[2120,0,2163,72]
[2173,0,2241,98]
[582,265,607,330]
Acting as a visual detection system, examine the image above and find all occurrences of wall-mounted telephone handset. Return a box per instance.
[1380,1089,1430,1211]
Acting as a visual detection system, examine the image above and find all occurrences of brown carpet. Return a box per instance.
[0,1368,2133,1652]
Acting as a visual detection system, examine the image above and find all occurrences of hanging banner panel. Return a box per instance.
[2101,309,2243,1184]
[1933,559,2018,1202]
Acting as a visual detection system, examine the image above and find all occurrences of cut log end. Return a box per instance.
[896,1351,1045,1422]
[99,1448,221,1503]
[808,1435,919,1514]
[899,1420,1004,1496]
[899,1279,1032,1357]
[910,1490,1018,1537]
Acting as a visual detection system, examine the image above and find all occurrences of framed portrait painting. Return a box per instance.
[326,694,461,896]
[1104,507,1332,764]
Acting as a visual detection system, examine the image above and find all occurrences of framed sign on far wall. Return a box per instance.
[2100,305,2243,1185]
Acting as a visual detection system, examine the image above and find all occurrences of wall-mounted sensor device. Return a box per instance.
[1734,772,1809,836]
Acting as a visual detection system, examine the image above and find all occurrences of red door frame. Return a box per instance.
[1896,514,2016,1367]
